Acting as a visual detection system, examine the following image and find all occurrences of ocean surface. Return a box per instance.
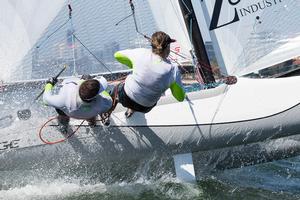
[1,84,300,200]
[1,150,300,200]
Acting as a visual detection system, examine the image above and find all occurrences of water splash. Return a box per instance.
[0,176,201,200]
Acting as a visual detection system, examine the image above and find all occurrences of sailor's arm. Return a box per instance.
[114,49,135,69]
[101,90,113,108]
[169,66,186,102]
[96,91,113,120]
[43,83,65,108]
[94,76,113,112]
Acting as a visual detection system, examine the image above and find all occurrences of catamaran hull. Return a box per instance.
[1,77,300,175]
[2,121,300,175]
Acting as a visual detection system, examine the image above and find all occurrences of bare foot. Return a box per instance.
[87,117,97,126]
[125,108,134,118]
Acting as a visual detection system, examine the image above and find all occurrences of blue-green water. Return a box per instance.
[0,90,299,199]
[1,83,300,199]
[1,157,300,200]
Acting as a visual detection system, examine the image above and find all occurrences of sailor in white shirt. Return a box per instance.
[114,31,186,117]
[43,76,112,128]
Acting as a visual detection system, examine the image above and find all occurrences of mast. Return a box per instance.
[177,0,215,83]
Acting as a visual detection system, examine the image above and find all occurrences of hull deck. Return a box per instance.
[1,77,300,174]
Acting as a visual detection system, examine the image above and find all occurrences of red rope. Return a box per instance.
[38,116,85,145]
[38,84,121,145]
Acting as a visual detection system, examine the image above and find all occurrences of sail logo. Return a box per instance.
[208,0,284,30]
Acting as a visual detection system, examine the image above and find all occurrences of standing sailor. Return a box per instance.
[114,31,186,117]
[43,75,112,130]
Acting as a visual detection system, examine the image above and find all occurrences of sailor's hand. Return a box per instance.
[46,77,58,85]
[81,74,94,80]
[100,112,110,119]
[293,57,300,65]
[223,76,237,85]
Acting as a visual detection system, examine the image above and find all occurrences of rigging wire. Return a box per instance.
[129,0,151,40]
[115,0,222,85]
[68,0,115,75]
[36,19,70,49]
[115,13,134,26]
[36,2,74,49]
[116,0,190,61]
[72,34,113,73]
[68,2,77,76]
[36,1,112,75]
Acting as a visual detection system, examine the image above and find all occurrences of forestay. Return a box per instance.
[192,0,300,76]
[0,0,66,81]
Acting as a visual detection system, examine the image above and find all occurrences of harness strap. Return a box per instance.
[98,83,121,123]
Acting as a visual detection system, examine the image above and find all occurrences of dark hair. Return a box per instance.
[79,79,100,101]
[151,31,175,56]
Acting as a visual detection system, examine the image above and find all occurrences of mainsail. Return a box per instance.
[1,0,194,82]
[0,0,66,81]
[193,0,300,76]
[147,0,193,65]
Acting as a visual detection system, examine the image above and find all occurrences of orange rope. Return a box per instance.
[39,83,120,145]
[38,116,85,145]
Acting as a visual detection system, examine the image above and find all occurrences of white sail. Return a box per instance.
[0,0,193,82]
[147,0,192,65]
[0,0,66,81]
[192,0,300,76]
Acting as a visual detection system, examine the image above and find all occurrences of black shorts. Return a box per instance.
[55,108,68,116]
[117,83,156,113]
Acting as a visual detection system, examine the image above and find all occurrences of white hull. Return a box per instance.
[1,77,300,175]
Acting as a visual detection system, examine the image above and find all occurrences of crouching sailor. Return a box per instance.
[43,75,112,131]
[114,31,186,117]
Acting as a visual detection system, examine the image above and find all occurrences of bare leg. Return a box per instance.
[57,114,70,134]
[87,117,97,126]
